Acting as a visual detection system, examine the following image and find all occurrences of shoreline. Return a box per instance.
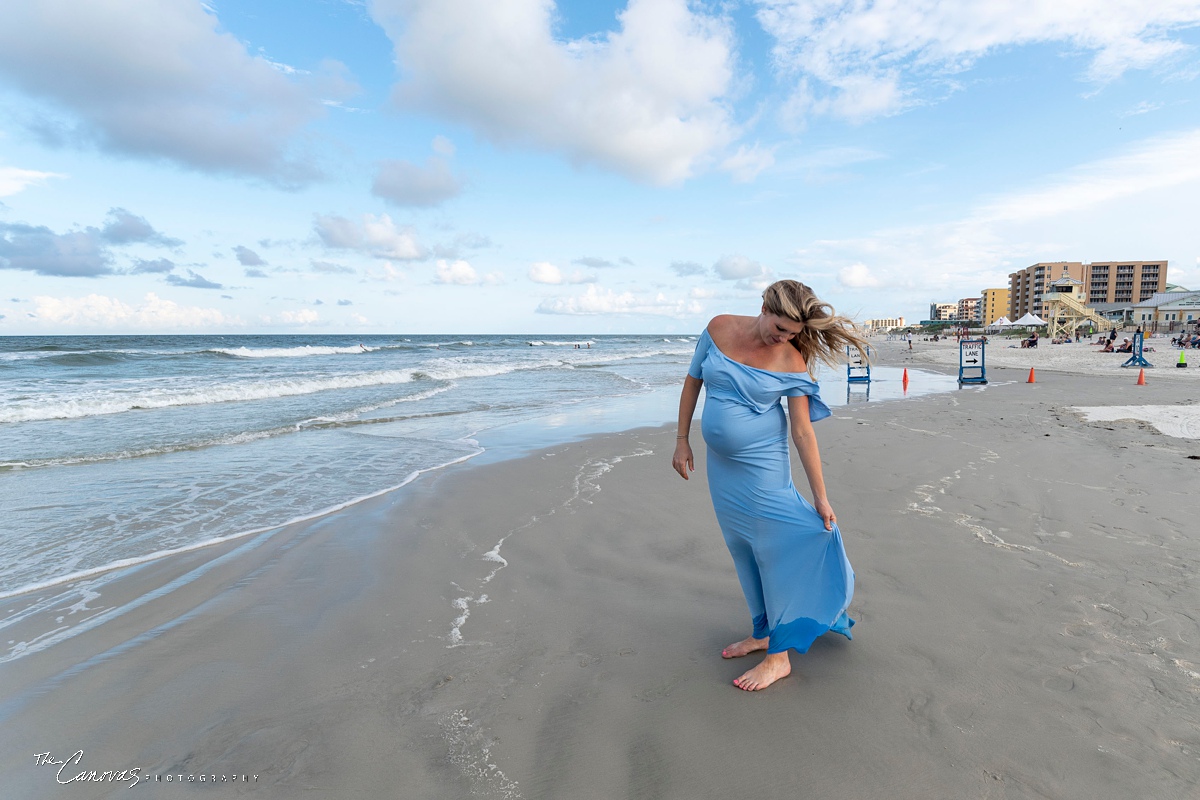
[3,354,1199,797]
[0,358,954,607]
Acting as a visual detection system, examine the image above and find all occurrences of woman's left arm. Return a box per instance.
[787,395,836,531]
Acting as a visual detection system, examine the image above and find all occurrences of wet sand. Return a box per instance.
[2,353,1198,798]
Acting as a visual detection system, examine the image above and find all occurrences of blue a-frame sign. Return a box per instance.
[959,338,987,384]
[1121,331,1153,368]
[846,345,871,383]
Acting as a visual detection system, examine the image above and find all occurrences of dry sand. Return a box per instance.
[2,350,1198,799]
[903,332,1200,379]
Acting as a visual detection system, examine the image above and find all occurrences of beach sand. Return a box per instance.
[2,351,1198,799]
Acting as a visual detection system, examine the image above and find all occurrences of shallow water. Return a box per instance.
[0,333,958,626]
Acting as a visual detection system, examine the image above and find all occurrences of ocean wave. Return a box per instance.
[570,347,693,367]
[0,368,427,424]
[0,385,457,470]
[208,344,375,358]
[0,355,575,424]
[0,348,155,364]
[414,357,562,381]
[0,352,52,362]
[526,340,596,347]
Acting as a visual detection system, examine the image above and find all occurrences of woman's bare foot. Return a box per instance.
[733,652,791,691]
[721,635,768,659]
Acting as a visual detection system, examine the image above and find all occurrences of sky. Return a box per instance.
[1,0,1199,335]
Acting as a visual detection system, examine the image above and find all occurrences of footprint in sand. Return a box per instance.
[1041,674,1075,692]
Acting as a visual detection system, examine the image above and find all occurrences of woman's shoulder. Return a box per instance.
[706,314,741,332]
[706,314,753,339]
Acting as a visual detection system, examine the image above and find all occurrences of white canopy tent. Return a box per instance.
[1012,313,1047,326]
[988,316,1013,329]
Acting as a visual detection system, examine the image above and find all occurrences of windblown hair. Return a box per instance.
[762,280,869,373]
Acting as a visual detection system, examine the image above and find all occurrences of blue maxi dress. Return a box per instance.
[689,329,855,654]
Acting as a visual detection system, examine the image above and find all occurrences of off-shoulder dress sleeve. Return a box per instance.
[783,377,832,422]
[687,329,712,380]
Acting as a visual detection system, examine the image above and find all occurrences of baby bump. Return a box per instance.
[702,397,786,458]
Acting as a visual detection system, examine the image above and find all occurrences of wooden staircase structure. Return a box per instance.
[1042,291,1114,340]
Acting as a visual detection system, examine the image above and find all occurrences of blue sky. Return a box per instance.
[1,0,1199,334]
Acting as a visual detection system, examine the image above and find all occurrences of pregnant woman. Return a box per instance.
[672,280,867,691]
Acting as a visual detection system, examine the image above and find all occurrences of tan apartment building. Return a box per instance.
[1007,261,1167,319]
[1008,262,1084,319]
[863,317,906,331]
[980,288,1010,325]
[1083,261,1166,305]
[957,297,980,322]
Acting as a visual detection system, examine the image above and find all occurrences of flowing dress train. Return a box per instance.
[689,329,855,654]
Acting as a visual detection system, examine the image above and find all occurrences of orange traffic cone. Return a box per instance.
[1027,368,1036,383]
[1136,368,1146,386]
[902,368,909,392]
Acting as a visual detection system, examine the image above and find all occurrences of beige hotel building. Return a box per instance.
[1007,261,1167,319]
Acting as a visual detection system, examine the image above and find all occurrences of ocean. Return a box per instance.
[0,333,957,660]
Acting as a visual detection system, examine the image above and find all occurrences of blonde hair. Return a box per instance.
[761,279,869,373]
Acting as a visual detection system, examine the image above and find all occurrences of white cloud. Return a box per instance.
[792,128,1200,303]
[975,128,1200,224]
[837,263,879,288]
[372,0,738,185]
[31,292,237,329]
[671,260,708,277]
[0,166,65,197]
[527,261,595,284]
[528,261,562,284]
[0,1,355,184]
[537,284,702,317]
[234,245,265,266]
[434,259,479,284]
[431,135,456,157]
[278,309,319,324]
[757,1,1200,122]
[372,156,463,207]
[364,263,408,282]
[314,213,425,260]
[690,287,719,298]
[713,254,768,280]
[720,144,777,183]
[1123,100,1164,117]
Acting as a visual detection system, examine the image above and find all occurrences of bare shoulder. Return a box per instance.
[784,347,809,373]
[707,314,750,346]
[700,314,748,335]
[706,314,740,334]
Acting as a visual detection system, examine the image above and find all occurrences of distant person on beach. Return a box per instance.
[1100,339,1114,352]
[672,280,864,691]
[907,331,912,350]
[1116,338,1133,353]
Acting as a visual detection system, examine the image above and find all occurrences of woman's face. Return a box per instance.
[759,309,805,345]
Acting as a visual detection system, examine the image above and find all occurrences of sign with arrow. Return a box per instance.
[959,339,987,384]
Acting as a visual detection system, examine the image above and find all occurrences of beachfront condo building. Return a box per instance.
[1007,262,1084,319]
[1007,261,1167,319]
[863,316,906,331]
[980,288,1010,325]
[929,302,957,321]
[1084,261,1167,305]
[957,296,980,322]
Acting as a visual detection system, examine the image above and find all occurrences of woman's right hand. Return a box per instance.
[672,440,694,480]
